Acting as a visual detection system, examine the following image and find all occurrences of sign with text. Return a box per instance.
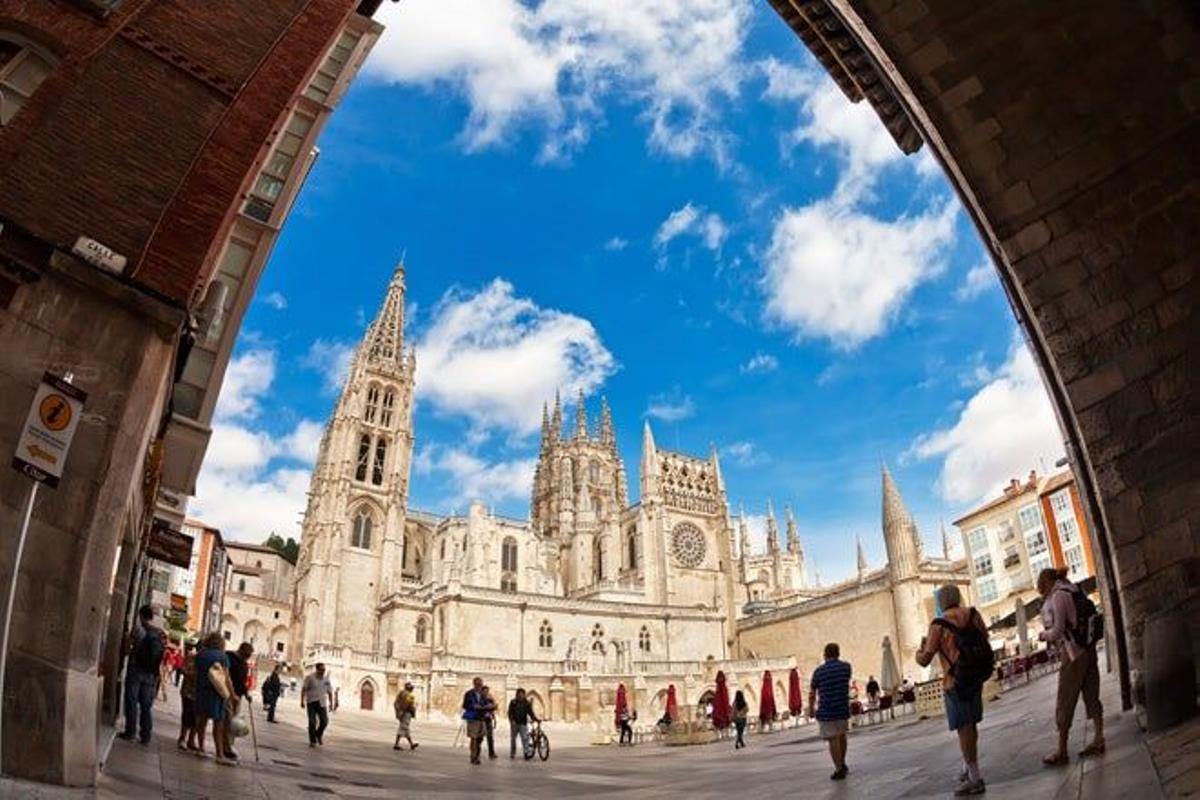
[146,521,195,569]
[11,373,87,488]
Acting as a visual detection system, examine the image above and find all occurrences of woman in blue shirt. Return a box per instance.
[193,632,236,765]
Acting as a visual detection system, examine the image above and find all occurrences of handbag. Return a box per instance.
[208,662,232,700]
[229,701,250,738]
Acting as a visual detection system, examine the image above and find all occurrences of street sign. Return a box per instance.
[71,236,127,275]
[10,372,87,488]
[146,519,195,569]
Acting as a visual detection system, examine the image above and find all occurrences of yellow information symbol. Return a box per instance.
[39,393,73,432]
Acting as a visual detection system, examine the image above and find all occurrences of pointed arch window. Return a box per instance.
[538,620,553,649]
[593,537,605,582]
[638,626,651,653]
[354,433,371,482]
[500,573,516,593]
[351,508,373,549]
[501,537,518,572]
[372,438,387,485]
[440,539,446,561]
[365,385,380,423]
[415,616,428,644]
[626,527,638,570]
[381,389,395,427]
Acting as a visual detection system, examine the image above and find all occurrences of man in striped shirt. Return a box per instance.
[808,642,853,780]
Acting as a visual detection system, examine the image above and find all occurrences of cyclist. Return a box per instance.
[507,687,540,759]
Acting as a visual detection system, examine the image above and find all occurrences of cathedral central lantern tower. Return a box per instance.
[292,263,416,656]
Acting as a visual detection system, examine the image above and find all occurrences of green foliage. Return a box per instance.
[264,532,300,565]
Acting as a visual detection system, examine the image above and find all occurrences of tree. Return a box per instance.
[264,532,299,565]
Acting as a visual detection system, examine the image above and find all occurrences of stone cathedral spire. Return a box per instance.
[738,504,751,558]
[574,389,588,439]
[766,500,780,554]
[856,534,869,579]
[785,506,800,555]
[881,464,922,580]
[599,397,615,447]
[941,518,953,560]
[364,262,407,367]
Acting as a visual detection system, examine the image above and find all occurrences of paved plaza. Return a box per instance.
[3,670,1172,799]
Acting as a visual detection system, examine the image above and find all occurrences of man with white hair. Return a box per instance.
[916,584,992,796]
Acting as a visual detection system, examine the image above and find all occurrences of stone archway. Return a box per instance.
[359,679,376,711]
[766,0,1199,713]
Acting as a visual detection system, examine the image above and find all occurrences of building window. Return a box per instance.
[538,620,552,649]
[274,611,280,619]
[372,438,387,485]
[1050,489,1072,518]
[973,553,993,577]
[976,578,998,604]
[1065,545,1086,579]
[440,539,446,561]
[500,573,516,593]
[998,521,1016,543]
[243,110,314,222]
[589,460,600,483]
[415,616,427,644]
[223,630,231,641]
[386,639,394,657]
[1030,552,1053,576]
[365,385,379,423]
[626,529,637,570]
[0,36,55,126]
[1003,546,1022,570]
[304,28,363,105]
[1025,528,1049,558]
[355,434,371,481]
[237,578,245,593]
[591,623,604,642]
[594,538,605,582]
[381,390,395,427]
[638,626,651,653]
[1057,516,1080,547]
[1017,504,1042,532]
[276,642,284,653]
[966,526,987,554]
[501,537,518,572]
[351,509,373,550]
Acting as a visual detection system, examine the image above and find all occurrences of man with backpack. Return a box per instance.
[1037,566,1104,766]
[916,584,993,796]
[119,605,165,744]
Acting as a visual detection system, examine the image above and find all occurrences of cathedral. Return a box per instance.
[290,264,969,723]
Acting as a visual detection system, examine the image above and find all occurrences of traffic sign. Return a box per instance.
[10,372,87,488]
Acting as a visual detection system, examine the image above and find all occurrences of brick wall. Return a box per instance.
[824,0,1199,705]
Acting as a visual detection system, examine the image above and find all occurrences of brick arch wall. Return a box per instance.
[784,0,1199,709]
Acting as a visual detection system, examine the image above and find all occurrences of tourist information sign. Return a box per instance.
[10,372,87,487]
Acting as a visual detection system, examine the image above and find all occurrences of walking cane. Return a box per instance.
[248,697,260,763]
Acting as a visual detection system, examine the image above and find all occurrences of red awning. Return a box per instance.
[666,684,678,721]
[788,667,803,716]
[712,671,731,729]
[760,670,777,723]
[614,683,629,730]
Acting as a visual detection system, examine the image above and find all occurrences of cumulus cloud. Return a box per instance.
[415,279,615,435]
[907,341,1066,504]
[369,0,752,164]
[262,291,288,311]
[721,441,767,468]
[302,339,357,394]
[740,352,778,374]
[194,349,325,542]
[418,444,536,507]
[956,260,998,300]
[645,386,695,422]
[654,202,727,251]
[762,199,958,349]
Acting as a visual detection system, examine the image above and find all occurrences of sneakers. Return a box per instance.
[830,766,848,780]
[954,778,986,795]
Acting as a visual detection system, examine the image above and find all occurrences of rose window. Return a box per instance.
[671,523,706,568]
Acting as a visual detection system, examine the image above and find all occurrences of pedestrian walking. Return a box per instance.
[176,641,198,752]
[808,642,852,780]
[733,690,749,749]
[302,663,334,747]
[507,687,539,759]
[866,675,880,708]
[393,681,419,751]
[262,664,283,723]
[119,605,164,745]
[194,632,238,766]
[481,685,499,759]
[615,683,635,746]
[1037,566,1105,766]
[223,642,254,760]
[916,583,993,796]
[461,677,488,765]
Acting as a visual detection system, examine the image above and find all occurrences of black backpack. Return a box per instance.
[1060,585,1104,648]
[133,628,164,674]
[933,609,995,694]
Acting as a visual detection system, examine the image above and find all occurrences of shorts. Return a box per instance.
[396,713,412,737]
[944,685,983,731]
[818,719,849,739]
[466,720,485,739]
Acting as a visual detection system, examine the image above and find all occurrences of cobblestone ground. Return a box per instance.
[3,669,1169,799]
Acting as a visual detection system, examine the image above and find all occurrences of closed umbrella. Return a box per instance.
[759,670,777,725]
[711,671,731,730]
[615,683,628,731]
[880,636,901,694]
[787,668,803,717]
[665,684,678,722]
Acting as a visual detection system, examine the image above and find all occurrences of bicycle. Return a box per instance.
[527,721,550,761]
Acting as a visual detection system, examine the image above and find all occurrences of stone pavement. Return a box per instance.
[0,671,1174,799]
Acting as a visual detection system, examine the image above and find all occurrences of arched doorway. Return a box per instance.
[359,680,375,711]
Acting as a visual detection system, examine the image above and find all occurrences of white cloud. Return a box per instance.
[956,260,998,300]
[721,441,767,468]
[740,352,778,374]
[762,199,958,349]
[262,291,288,311]
[369,0,752,164]
[604,236,628,252]
[302,340,357,394]
[645,387,695,422]
[655,203,701,248]
[742,513,769,554]
[420,444,536,507]
[654,202,727,264]
[908,341,1066,504]
[195,349,325,543]
[415,279,615,435]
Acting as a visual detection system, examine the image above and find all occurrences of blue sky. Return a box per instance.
[192,0,1066,583]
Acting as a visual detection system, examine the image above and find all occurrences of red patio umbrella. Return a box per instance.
[759,670,777,724]
[665,684,678,721]
[615,683,629,730]
[711,671,731,730]
[787,668,803,717]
